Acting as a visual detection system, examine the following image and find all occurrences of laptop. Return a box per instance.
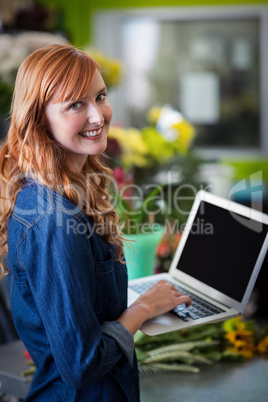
[128,190,268,335]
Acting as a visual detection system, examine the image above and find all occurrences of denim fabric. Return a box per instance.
[7,179,140,401]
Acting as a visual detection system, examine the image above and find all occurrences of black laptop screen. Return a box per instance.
[176,201,267,302]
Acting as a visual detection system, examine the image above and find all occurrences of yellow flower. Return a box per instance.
[227,344,255,358]
[141,127,175,163]
[108,106,196,169]
[224,317,255,358]
[171,120,195,154]
[108,126,149,168]
[146,106,162,125]
[257,335,268,354]
[83,48,123,88]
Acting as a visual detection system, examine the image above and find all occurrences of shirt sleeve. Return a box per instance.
[18,209,134,390]
[101,321,134,364]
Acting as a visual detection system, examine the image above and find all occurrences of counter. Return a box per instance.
[0,340,268,401]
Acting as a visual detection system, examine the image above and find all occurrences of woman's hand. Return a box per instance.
[117,280,191,335]
[135,280,191,321]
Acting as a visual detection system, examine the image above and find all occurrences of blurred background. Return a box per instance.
[1,0,267,190]
[0,0,268,340]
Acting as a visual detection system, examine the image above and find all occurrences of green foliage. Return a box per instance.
[114,184,167,234]
[138,363,200,374]
[136,337,220,373]
[134,318,268,374]
[0,81,13,116]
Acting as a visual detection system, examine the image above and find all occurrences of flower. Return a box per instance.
[156,230,182,272]
[134,317,268,374]
[223,317,256,358]
[141,127,177,164]
[108,126,149,168]
[107,105,197,235]
[257,335,268,354]
[82,47,123,88]
[170,120,196,154]
[107,105,196,171]
[146,106,162,124]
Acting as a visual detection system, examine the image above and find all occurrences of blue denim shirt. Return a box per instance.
[7,179,140,401]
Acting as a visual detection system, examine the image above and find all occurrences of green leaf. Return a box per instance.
[178,323,224,342]
[134,330,146,344]
[144,350,212,365]
[135,347,147,362]
[138,363,200,374]
[221,350,246,361]
[146,340,220,358]
[223,318,239,332]
[202,351,224,362]
[21,366,36,377]
[134,331,184,348]
[114,183,166,233]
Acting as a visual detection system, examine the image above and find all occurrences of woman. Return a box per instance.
[0,44,191,401]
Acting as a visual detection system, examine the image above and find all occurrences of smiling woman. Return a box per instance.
[0,44,191,401]
[45,70,113,171]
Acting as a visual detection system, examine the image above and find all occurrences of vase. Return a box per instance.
[124,225,165,280]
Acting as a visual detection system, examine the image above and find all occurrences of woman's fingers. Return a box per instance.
[176,294,192,307]
[151,280,191,303]
[136,279,192,320]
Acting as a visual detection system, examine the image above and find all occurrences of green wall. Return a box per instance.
[89,0,268,8]
[38,0,268,46]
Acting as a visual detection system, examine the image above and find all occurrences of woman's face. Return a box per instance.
[45,70,113,171]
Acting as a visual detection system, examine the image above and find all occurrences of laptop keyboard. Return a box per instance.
[129,279,225,322]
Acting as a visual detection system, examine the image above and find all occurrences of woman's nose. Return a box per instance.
[87,104,104,125]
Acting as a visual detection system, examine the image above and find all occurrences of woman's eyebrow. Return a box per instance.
[97,86,107,94]
[66,86,107,103]
[64,97,86,103]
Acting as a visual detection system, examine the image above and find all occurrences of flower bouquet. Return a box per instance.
[134,317,268,374]
[108,104,196,180]
[107,104,198,232]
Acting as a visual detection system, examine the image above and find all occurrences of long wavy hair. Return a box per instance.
[0,44,124,278]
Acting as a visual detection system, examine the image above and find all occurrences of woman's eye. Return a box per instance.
[70,102,83,110]
[97,93,107,101]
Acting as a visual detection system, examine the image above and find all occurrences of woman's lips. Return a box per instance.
[79,127,103,138]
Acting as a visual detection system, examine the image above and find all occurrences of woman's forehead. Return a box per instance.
[51,69,104,104]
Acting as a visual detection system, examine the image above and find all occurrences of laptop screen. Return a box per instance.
[176,201,268,302]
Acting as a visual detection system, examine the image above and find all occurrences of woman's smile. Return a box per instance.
[78,127,103,138]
